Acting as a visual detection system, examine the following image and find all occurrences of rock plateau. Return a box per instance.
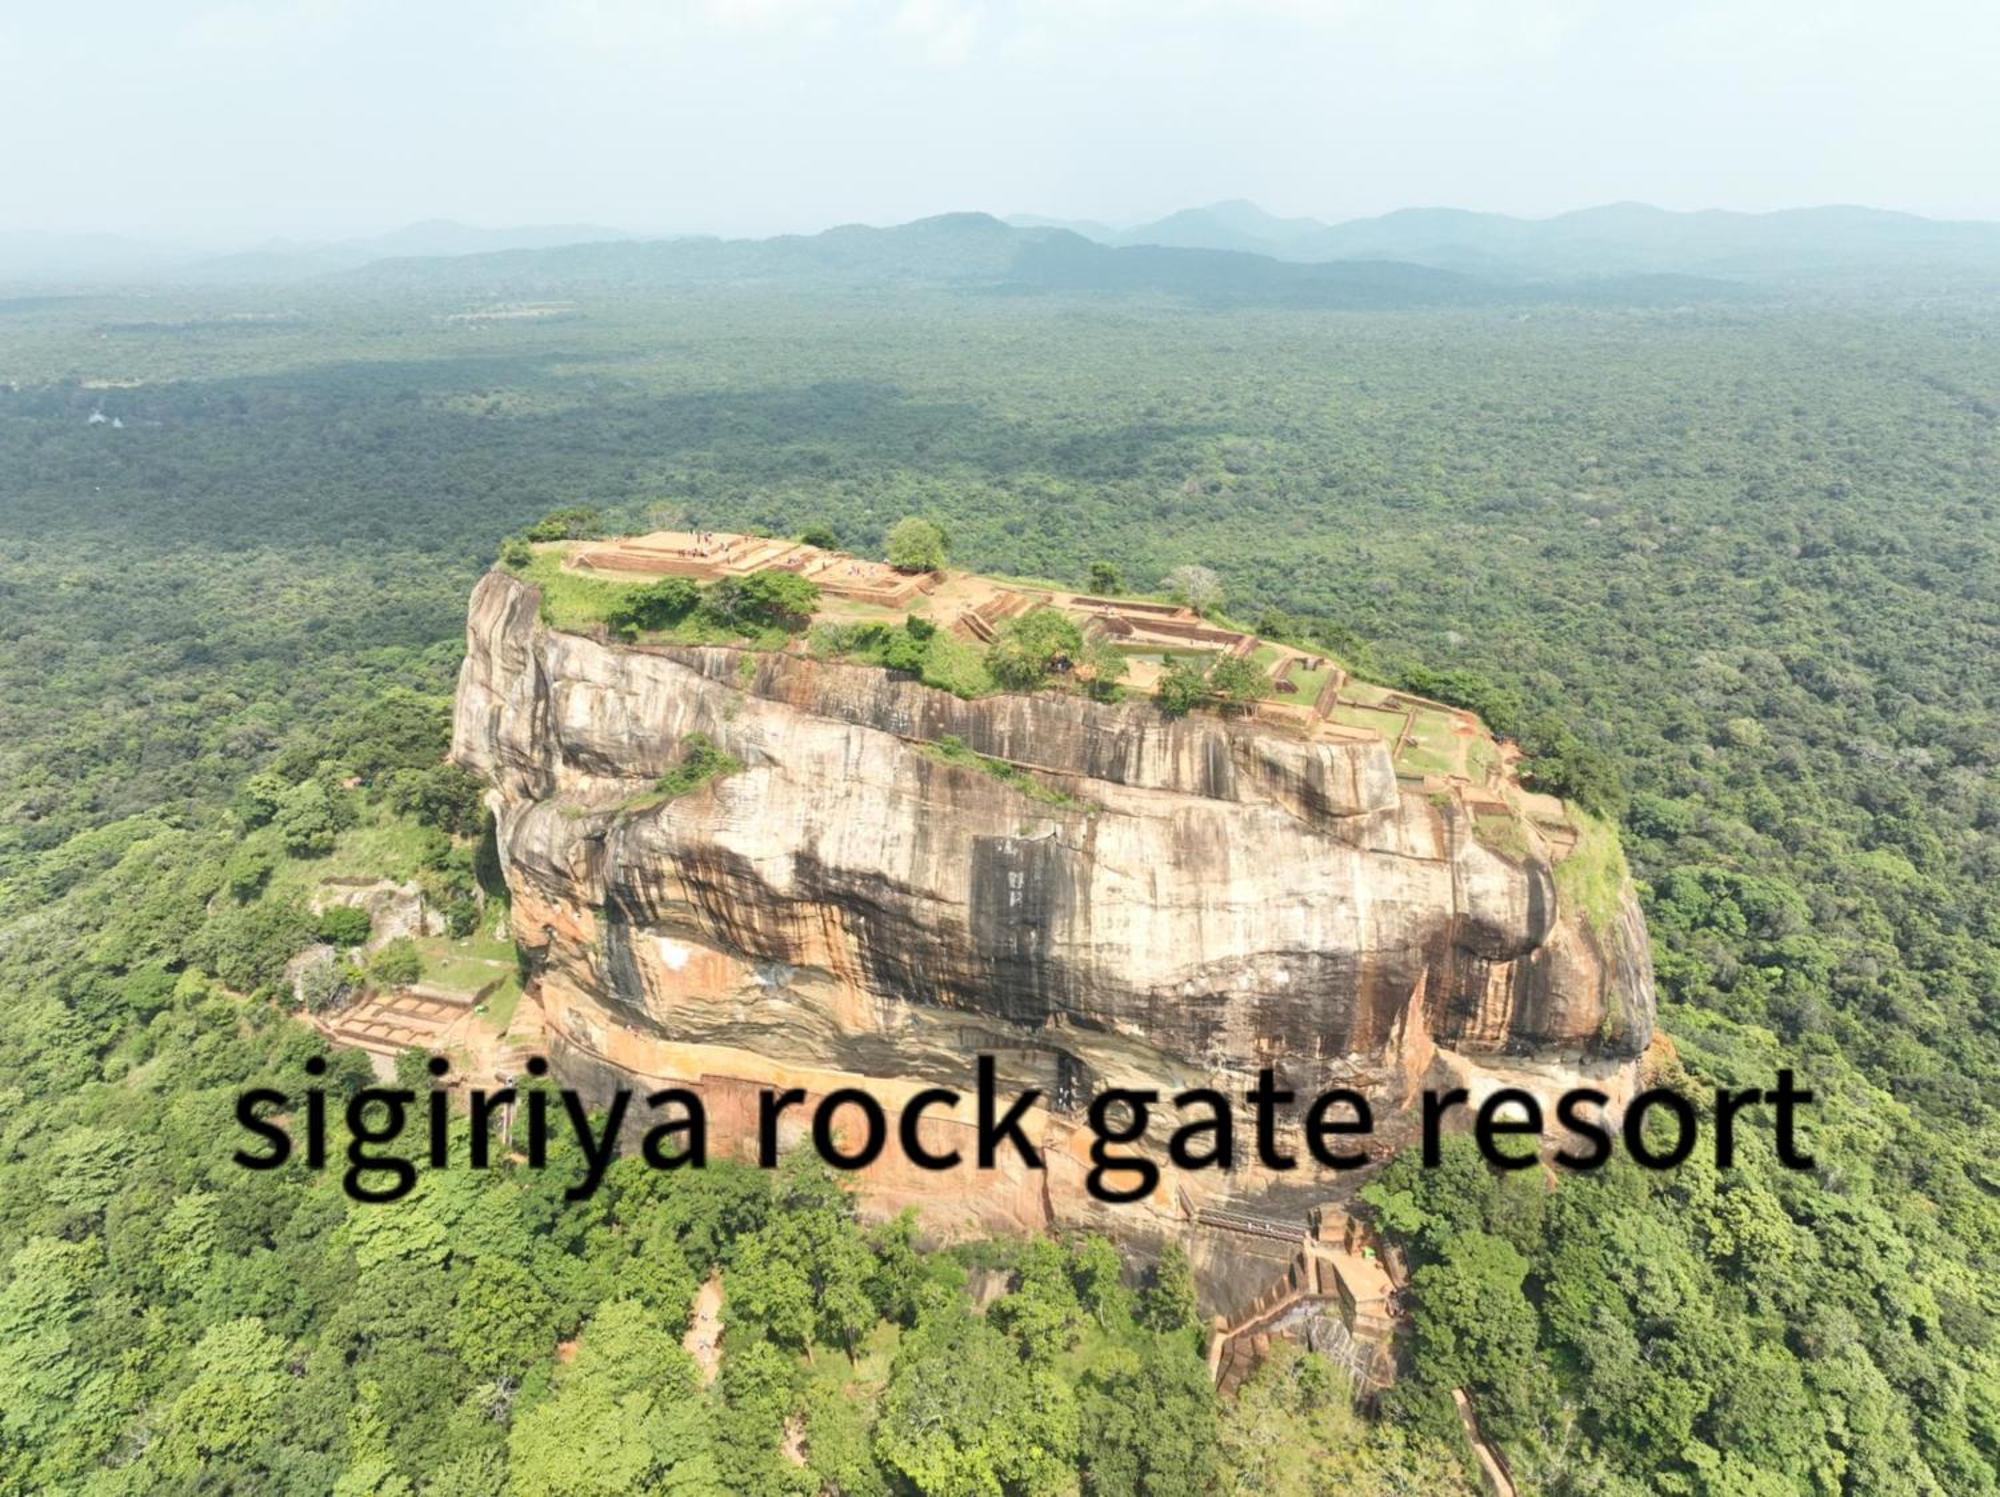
[452,571,1654,1238]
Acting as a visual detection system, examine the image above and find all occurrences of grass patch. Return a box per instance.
[512,550,783,647]
[1285,662,1333,701]
[1340,680,1396,708]
[412,932,518,997]
[1395,742,1458,777]
[482,972,523,1031]
[512,548,648,633]
[1473,813,1533,862]
[1465,736,1498,783]
[1327,703,1406,741]
[264,800,439,898]
[1553,806,1631,938]
[921,734,1089,810]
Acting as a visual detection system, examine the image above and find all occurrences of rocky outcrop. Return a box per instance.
[309,877,442,949]
[453,572,1654,1234]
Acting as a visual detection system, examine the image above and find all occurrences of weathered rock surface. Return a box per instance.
[453,572,1654,1233]
[309,877,442,949]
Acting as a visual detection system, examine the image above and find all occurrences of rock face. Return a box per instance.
[453,572,1654,1234]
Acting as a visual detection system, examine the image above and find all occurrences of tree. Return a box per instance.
[499,535,534,570]
[196,897,315,991]
[1162,565,1224,613]
[275,778,349,857]
[732,1158,877,1356]
[1078,1336,1222,1497]
[799,524,841,550]
[1137,1243,1200,1336]
[150,1318,290,1481]
[224,842,277,900]
[318,905,373,947]
[1087,561,1124,595]
[1220,1341,1470,1496]
[867,1210,927,1327]
[1071,1235,1131,1328]
[608,577,701,635]
[988,608,1085,691]
[508,1307,718,1497]
[1155,658,1210,717]
[525,506,601,541]
[1408,1230,1541,1417]
[324,688,452,781]
[298,953,360,1013]
[885,517,948,573]
[706,570,820,633]
[382,763,487,836]
[232,770,292,829]
[875,1307,1078,1497]
[989,1239,1083,1364]
[1205,655,1272,714]
[715,1337,805,1497]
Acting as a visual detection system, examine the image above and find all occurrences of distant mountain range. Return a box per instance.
[8,201,2000,300]
[1010,199,2000,282]
[340,212,1745,309]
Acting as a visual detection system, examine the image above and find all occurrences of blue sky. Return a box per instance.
[6,0,1997,240]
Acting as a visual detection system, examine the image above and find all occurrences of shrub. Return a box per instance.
[371,938,423,988]
[882,630,927,674]
[654,734,743,799]
[317,906,373,948]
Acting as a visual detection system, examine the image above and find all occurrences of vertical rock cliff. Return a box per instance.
[453,572,1654,1234]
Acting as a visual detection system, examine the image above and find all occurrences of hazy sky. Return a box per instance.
[6,0,1998,242]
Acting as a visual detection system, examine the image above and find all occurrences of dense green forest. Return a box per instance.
[0,280,1995,1494]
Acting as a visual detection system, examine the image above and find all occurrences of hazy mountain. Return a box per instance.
[346,211,1745,309]
[1105,199,1333,258]
[1099,200,2000,283]
[1005,212,1116,238]
[180,220,634,282]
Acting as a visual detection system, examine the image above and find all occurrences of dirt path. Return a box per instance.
[1453,1388,1517,1497]
[685,1272,724,1385]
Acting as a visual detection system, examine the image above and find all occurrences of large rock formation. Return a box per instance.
[453,571,1654,1236]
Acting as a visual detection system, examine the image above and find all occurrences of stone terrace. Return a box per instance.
[565,530,1520,803]
[572,530,935,607]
